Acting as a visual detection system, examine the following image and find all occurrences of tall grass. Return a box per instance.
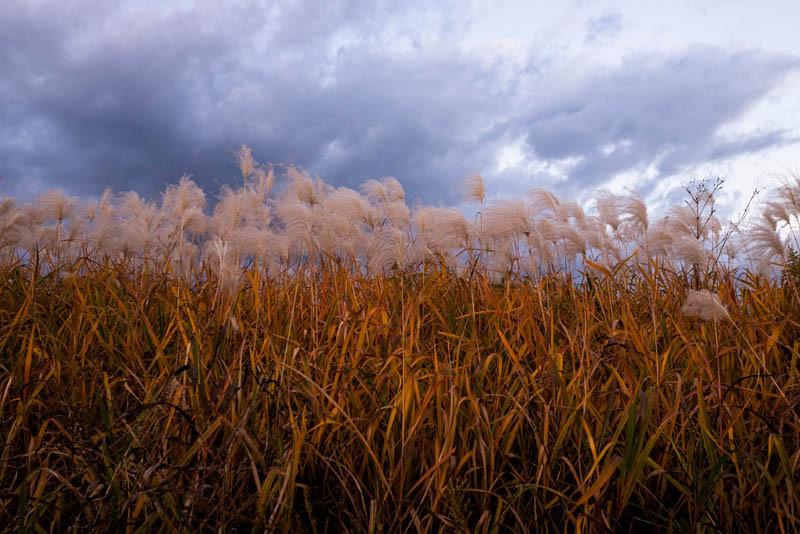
[2,260,799,531]
[1,148,799,531]
[3,147,797,289]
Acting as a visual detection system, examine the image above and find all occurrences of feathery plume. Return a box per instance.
[286,166,322,206]
[382,200,410,228]
[527,188,560,217]
[232,226,265,257]
[461,174,485,205]
[360,179,388,204]
[666,205,703,238]
[763,201,791,227]
[595,190,621,232]
[369,227,405,273]
[38,190,76,223]
[119,192,163,256]
[361,177,405,204]
[324,188,375,227]
[163,175,205,214]
[381,177,405,202]
[749,217,786,261]
[620,192,648,232]
[482,199,531,239]
[0,198,20,249]
[251,164,276,200]
[555,199,586,226]
[775,176,800,216]
[671,235,710,265]
[12,223,46,255]
[236,145,255,181]
[276,201,312,249]
[681,289,730,322]
[0,197,16,219]
[414,207,471,252]
[206,236,240,293]
[645,224,675,256]
[553,220,586,256]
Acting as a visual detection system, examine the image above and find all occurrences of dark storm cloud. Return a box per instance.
[0,0,492,202]
[0,1,797,204]
[0,1,267,197]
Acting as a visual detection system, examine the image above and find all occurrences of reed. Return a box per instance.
[1,148,799,531]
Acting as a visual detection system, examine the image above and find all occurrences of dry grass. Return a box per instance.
[1,153,798,531]
[1,258,799,532]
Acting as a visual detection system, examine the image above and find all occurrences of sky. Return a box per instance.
[1,0,799,216]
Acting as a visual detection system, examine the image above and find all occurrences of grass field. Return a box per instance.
[1,261,799,532]
[1,153,800,531]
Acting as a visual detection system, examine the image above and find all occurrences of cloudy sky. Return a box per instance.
[2,0,799,214]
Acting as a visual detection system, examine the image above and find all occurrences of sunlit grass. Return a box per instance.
[1,147,799,530]
[1,258,798,532]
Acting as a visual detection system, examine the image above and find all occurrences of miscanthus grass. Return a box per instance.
[0,258,798,532]
[1,148,799,531]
